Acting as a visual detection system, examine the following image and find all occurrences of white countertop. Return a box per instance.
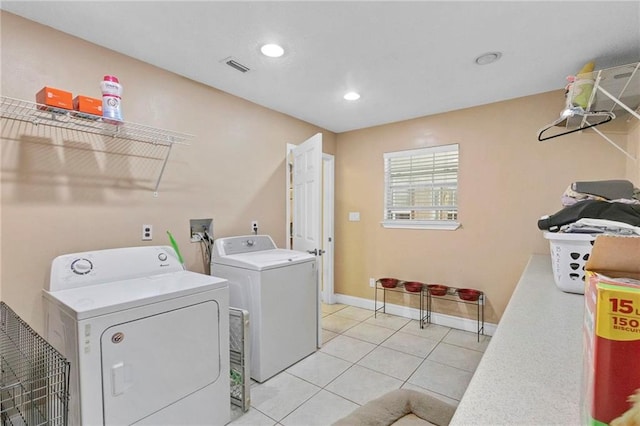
[450,255,584,426]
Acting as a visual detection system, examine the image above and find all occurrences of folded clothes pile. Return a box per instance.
[539,180,640,235]
[561,179,640,206]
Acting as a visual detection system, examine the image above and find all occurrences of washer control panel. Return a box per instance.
[213,235,277,257]
[49,246,183,292]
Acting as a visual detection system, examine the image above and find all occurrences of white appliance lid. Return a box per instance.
[43,270,227,320]
[211,248,315,270]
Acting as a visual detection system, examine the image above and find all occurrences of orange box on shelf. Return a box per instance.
[35,86,73,111]
[73,95,102,117]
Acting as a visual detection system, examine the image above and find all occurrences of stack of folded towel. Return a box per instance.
[538,180,640,235]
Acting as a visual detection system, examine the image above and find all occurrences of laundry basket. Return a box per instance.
[0,302,69,425]
[544,232,597,294]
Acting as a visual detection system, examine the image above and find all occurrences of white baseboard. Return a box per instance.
[333,293,498,336]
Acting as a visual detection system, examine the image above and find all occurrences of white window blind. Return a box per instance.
[383,144,460,230]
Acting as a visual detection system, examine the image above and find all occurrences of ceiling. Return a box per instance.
[2,1,639,133]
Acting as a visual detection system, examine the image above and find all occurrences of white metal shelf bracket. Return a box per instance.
[589,62,639,162]
[586,119,636,161]
[153,143,173,197]
[596,84,640,121]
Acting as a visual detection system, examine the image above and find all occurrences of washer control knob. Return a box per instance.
[246,239,254,247]
[111,332,124,344]
[71,258,93,275]
[158,252,168,262]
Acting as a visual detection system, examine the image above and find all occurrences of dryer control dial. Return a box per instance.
[158,252,168,262]
[70,258,93,275]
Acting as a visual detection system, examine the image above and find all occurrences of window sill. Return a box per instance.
[381,220,461,230]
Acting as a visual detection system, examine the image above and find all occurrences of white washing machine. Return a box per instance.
[43,245,230,426]
[210,235,317,383]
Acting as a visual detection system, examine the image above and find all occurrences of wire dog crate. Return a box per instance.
[0,302,69,425]
[229,307,250,412]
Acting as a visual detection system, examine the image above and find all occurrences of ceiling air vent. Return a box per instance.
[224,58,250,73]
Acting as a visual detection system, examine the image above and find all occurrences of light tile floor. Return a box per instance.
[229,303,491,426]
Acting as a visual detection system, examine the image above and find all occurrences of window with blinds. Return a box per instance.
[382,144,460,230]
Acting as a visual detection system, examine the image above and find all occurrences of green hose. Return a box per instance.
[166,231,184,264]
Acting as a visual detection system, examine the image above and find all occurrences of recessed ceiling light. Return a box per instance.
[475,52,502,65]
[344,92,360,101]
[261,44,284,58]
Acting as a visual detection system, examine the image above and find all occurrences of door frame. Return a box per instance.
[285,144,335,304]
[321,153,335,304]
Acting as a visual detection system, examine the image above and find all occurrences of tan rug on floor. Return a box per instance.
[333,389,456,426]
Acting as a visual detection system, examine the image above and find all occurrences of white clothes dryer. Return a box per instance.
[210,235,317,383]
[44,245,230,426]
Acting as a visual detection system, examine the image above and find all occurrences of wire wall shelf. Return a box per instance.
[0,302,70,426]
[0,96,194,146]
[1,96,195,196]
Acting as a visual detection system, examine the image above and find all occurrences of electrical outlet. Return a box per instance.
[142,224,153,241]
[251,220,258,233]
[369,278,376,288]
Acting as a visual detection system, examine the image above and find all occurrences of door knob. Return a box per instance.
[306,249,325,256]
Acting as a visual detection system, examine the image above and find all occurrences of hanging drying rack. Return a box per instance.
[537,107,615,141]
[537,62,640,161]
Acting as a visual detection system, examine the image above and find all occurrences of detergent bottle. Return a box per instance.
[100,75,123,124]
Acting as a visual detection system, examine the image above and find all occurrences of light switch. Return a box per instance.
[348,212,360,221]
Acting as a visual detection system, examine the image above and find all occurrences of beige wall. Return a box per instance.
[0,12,336,332]
[334,92,627,324]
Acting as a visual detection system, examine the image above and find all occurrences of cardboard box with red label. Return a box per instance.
[583,235,640,426]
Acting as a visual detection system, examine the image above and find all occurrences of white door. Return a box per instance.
[292,133,322,256]
[291,132,323,347]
